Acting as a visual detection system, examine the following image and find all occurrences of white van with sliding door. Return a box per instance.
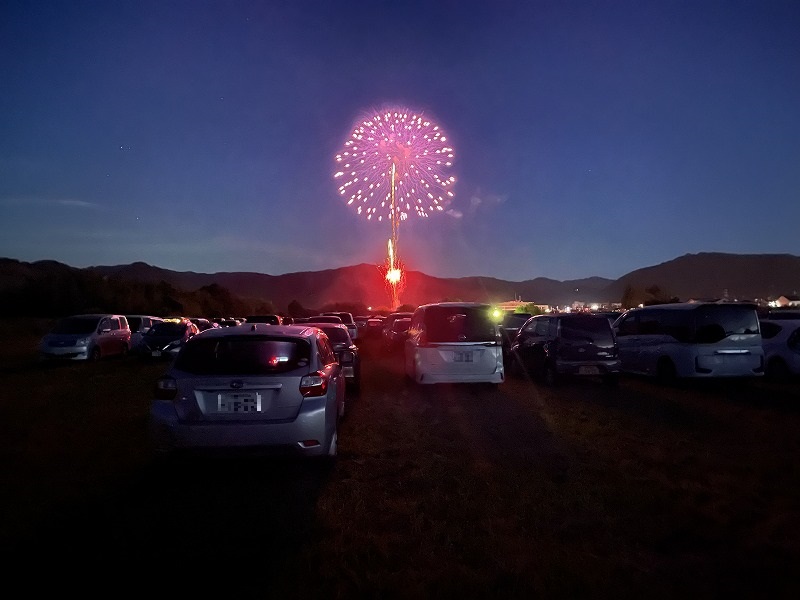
[613,302,764,383]
[404,302,505,386]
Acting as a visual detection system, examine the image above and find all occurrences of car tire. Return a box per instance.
[602,373,619,386]
[327,429,338,457]
[543,363,559,386]
[509,354,525,378]
[656,358,678,386]
[766,358,790,382]
[88,347,101,362]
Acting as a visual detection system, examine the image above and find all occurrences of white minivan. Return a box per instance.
[613,302,764,383]
[404,302,505,386]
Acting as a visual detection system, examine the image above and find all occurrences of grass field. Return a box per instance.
[2,319,799,597]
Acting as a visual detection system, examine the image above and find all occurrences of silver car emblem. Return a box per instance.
[230,380,244,389]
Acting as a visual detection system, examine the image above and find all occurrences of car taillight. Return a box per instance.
[154,376,178,401]
[300,370,329,397]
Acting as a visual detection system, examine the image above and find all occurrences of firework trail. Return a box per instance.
[334,106,455,307]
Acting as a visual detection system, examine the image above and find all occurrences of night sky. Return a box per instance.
[2,0,798,282]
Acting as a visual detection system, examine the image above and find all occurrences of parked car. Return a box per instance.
[498,312,532,361]
[135,317,199,360]
[759,317,800,381]
[126,315,163,349]
[404,302,504,386]
[245,314,283,325]
[217,318,241,327]
[595,311,624,325]
[310,315,344,324]
[321,311,358,341]
[39,314,131,362]
[509,313,621,386]
[384,317,411,353]
[613,302,764,383]
[383,311,414,342]
[304,321,361,392]
[365,317,385,338]
[149,323,345,459]
[189,317,217,332]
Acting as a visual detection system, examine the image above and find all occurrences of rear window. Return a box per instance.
[324,312,354,325]
[560,316,613,344]
[424,306,497,343]
[52,317,99,334]
[148,322,186,336]
[317,327,351,345]
[246,315,280,324]
[393,319,411,332]
[175,336,311,375]
[694,305,759,336]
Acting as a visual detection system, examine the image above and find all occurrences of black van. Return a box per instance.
[509,313,621,385]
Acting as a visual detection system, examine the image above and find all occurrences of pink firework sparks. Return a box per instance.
[334,107,456,221]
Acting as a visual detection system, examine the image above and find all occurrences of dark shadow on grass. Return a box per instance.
[4,453,333,594]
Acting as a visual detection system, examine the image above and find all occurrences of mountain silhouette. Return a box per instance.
[2,252,798,312]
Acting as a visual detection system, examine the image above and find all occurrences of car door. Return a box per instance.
[96,317,115,356]
[515,316,550,373]
[614,312,643,373]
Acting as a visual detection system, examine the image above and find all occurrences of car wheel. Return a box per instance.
[656,358,678,386]
[766,358,790,382]
[120,344,129,359]
[88,347,101,362]
[602,373,619,386]
[543,363,559,386]
[507,354,519,377]
[327,429,338,457]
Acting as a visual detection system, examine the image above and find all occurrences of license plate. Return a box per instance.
[578,366,600,375]
[453,351,473,363]
[217,392,262,413]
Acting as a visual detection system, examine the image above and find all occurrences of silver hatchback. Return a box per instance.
[149,324,345,459]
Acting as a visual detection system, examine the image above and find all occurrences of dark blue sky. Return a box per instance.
[2,0,798,281]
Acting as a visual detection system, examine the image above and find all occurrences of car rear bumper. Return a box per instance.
[556,359,622,376]
[149,398,336,457]
[39,347,90,360]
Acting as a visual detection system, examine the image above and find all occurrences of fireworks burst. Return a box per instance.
[334,105,455,309]
[334,107,456,221]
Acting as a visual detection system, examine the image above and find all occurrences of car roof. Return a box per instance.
[305,321,349,330]
[416,302,488,309]
[192,323,321,340]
